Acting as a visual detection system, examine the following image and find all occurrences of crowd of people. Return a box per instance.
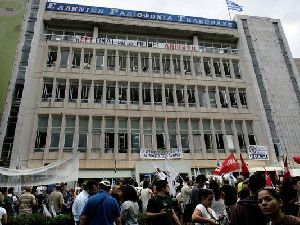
[0,172,300,225]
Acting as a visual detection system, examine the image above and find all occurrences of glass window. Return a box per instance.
[60,48,70,68]
[130,83,139,104]
[83,49,93,69]
[69,79,79,102]
[105,117,115,153]
[96,50,104,70]
[233,61,241,79]
[94,82,103,103]
[92,117,102,151]
[229,89,237,108]
[142,84,151,105]
[71,49,81,68]
[203,58,212,76]
[223,59,231,78]
[151,53,160,73]
[64,116,75,152]
[141,53,149,72]
[187,87,196,107]
[179,119,189,153]
[162,54,171,74]
[173,55,181,74]
[55,79,66,102]
[191,120,201,153]
[34,116,48,151]
[183,56,191,75]
[236,121,246,152]
[193,57,201,76]
[165,85,174,106]
[208,87,217,108]
[42,78,53,102]
[176,86,185,107]
[131,118,140,153]
[225,121,235,152]
[118,83,127,104]
[50,116,62,151]
[239,89,248,108]
[130,52,138,72]
[246,121,256,145]
[47,47,57,67]
[81,81,91,103]
[203,119,212,152]
[106,82,116,104]
[213,59,222,77]
[119,51,127,71]
[219,89,228,108]
[168,120,177,149]
[153,85,162,105]
[107,50,116,71]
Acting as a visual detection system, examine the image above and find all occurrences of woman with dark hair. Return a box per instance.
[258,187,300,225]
[120,185,139,225]
[192,189,219,225]
[139,181,153,212]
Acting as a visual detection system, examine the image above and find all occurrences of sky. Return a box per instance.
[53,0,300,58]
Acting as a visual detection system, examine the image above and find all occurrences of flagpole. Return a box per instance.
[227,8,232,20]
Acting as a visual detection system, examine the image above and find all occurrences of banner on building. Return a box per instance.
[0,154,79,187]
[248,145,269,160]
[140,148,183,159]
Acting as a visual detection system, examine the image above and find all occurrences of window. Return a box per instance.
[106,82,116,104]
[118,83,127,104]
[236,121,246,152]
[64,116,75,152]
[225,121,235,152]
[119,51,127,71]
[208,87,217,108]
[187,87,196,107]
[162,54,171,74]
[78,117,89,152]
[68,80,79,102]
[94,82,103,103]
[107,50,116,70]
[92,117,102,151]
[183,56,191,75]
[83,49,93,69]
[214,120,224,153]
[34,116,48,151]
[179,119,189,153]
[141,53,149,72]
[55,79,66,102]
[96,50,104,70]
[143,118,152,149]
[191,120,201,153]
[176,86,185,107]
[105,117,114,153]
[168,120,177,149]
[156,119,165,149]
[142,84,151,105]
[219,89,228,108]
[193,57,201,76]
[47,47,57,67]
[229,89,237,108]
[71,49,81,68]
[233,61,241,79]
[131,118,140,153]
[239,89,248,108]
[198,87,206,107]
[130,52,138,71]
[203,119,212,152]
[213,59,222,77]
[50,116,62,151]
[130,83,139,104]
[118,118,128,153]
[173,55,181,74]
[204,58,212,76]
[42,78,53,102]
[165,85,174,106]
[81,81,91,103]
[153,85,162,105]
[246,121,256,145]
[152,53,160,73]
[60,48,69,68]
[223,60,231,78]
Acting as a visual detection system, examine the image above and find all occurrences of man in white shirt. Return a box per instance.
[72,180,98,225]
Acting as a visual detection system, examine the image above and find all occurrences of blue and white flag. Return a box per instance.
[226,0,243,12]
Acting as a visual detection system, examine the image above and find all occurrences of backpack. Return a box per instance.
[3,195,14,215]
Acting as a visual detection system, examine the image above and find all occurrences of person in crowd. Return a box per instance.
[72,179,98,225]
[48,184,66,214]
[191,174,207,205]
[209,180,228,223]
[80,180,121,225]
[230,173,269,225]
[17,186,37,215]
[236,175,244,197]
[258,187,300,225]
[65,188,76,214]
[120,185,139,225]
[191,189,219,225]
[220,179,237,219]
[111,185,122,205]
[0,192,8,225]
[139,180,153,212]
[181,177,193,225]
[1,188,14,216]
[146,180,181,225]
[280,177,299,216]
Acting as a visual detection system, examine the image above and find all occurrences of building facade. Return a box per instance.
[0,0,299,181]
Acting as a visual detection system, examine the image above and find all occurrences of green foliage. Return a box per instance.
[8,214,73,225]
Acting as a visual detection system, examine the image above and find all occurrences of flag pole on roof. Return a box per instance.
[226,0,244,20]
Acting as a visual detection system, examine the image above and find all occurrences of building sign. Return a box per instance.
[46,2,237,29]
[140,148,183,159]
[248,145,269,160]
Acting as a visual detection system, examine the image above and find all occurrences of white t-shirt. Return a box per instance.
[0,207,7,225]
[194,204,218,225]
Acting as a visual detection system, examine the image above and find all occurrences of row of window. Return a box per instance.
[47,46,242,79]
[34,115,256,154]
[42,78,248,109]
[46,29,237,50]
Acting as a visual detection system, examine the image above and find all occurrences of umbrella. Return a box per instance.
[292,156,300,164]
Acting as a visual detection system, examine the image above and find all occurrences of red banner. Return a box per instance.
[240,153,249,176]
[292,156,300,164]
[265,169,273,187]
[212,154,240,175]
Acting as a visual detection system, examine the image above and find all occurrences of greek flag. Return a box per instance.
[226,0,243,12]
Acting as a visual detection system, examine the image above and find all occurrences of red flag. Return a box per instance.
[265,169,273,187]
[292,156,300,164]
[212,154,240,175]
[283,156,291,180]
[240,153,249,176]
